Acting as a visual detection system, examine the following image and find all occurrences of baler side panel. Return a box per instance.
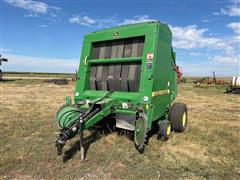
[171,51,178,101]
[75,39,92,100]
[140,32,159,128]
[152,24,173,121]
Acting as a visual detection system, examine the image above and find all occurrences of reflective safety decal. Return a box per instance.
[147,53,154,60]
[147,62,152,69]
[152,89,170,97]
[122,103,129,109]
[86,99,90,105]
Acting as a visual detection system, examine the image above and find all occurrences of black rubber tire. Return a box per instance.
[169,102,188,132]
[158,120,171,141]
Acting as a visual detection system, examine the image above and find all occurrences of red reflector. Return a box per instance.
[147,53,154,60]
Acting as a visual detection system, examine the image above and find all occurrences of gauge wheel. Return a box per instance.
[169,103,188,132]
[134,114,148,153]
[158,120,171,141]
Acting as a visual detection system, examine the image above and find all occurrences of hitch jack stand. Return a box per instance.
[79,117,85,161]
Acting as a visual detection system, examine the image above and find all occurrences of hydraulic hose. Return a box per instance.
[83,91,113,118]
[55,91,114,155]
[55,107,101,155]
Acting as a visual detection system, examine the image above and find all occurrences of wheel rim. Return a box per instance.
[166,124,171,136]
[134,117,146,146]
[182,111,187,127]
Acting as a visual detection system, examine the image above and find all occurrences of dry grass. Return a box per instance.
[3,72,73,78]
[0,79,240,179]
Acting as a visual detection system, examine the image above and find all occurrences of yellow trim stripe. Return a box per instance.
[145,104,149,110]
[152,89,170,97]
[84,56,88,65]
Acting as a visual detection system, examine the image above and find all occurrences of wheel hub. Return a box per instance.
[182,112,186,127]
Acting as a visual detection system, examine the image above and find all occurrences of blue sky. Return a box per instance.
[0,0,239,76]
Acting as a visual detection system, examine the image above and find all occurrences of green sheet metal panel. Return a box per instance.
[151,23,173,121]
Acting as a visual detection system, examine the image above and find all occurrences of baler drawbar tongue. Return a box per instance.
[55,92,114,160]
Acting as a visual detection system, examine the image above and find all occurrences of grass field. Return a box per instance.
[0,78,240,179]
[3,72,74,78]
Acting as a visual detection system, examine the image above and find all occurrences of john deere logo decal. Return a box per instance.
[114,32,119,37]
